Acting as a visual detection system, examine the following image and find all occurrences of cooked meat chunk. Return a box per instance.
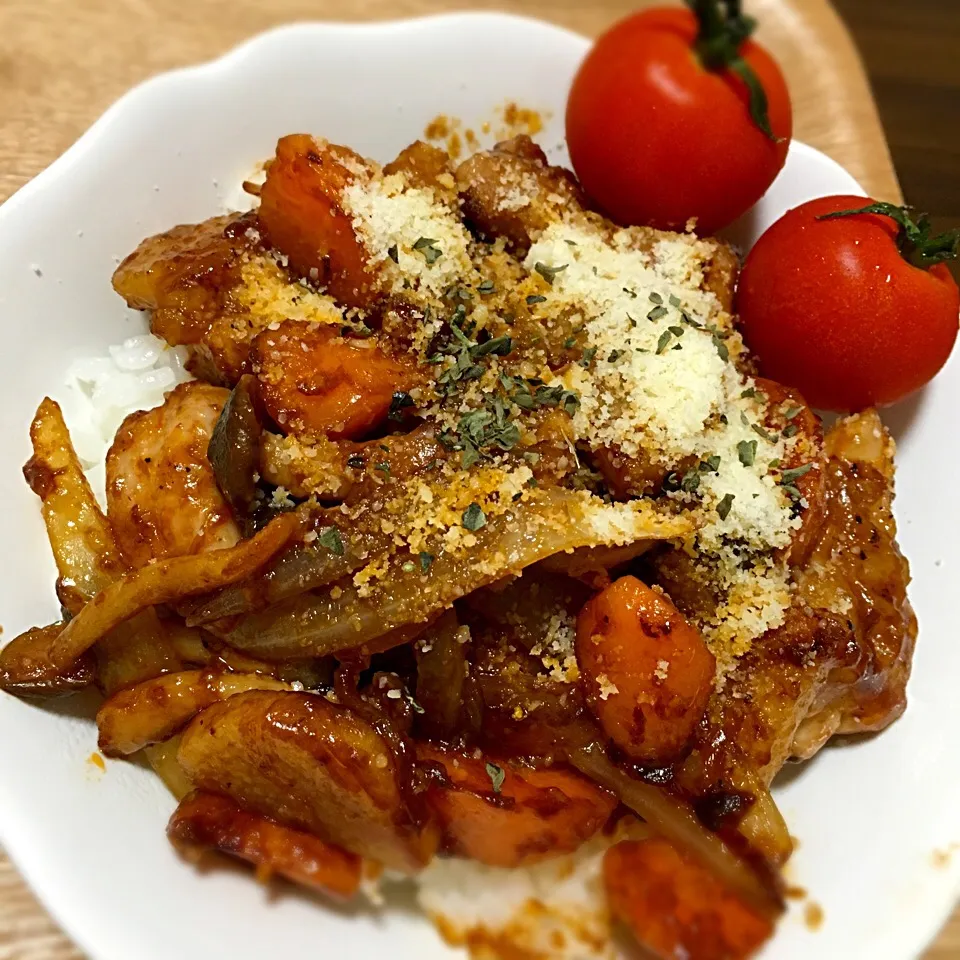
[107,381,240,567]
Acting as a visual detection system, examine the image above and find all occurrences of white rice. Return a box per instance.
[58,332,192,503]
[413,838,617,959]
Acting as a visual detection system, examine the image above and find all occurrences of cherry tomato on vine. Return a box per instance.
[737,196,960,411]
[566,0,792,234]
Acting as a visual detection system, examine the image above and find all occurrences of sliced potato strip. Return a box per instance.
[0,624,93,697]
[144,734,193,800]
[97,669,292,756]
[177,689,437,872]
[47,512,299,671]
[95,609,184,697]
[23,398,124,612]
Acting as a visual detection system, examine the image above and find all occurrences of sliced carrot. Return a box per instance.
[258,134,377,308]
[168,791,361,901]
[251,320,418,439]
[418,744,615,868]
[604,838,773,960]
[576,575,715,765]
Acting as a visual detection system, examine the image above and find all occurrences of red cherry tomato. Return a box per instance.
[737,196,960,411]
[566,5,792,234]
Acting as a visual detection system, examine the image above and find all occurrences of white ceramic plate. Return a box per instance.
[0,13,957,960]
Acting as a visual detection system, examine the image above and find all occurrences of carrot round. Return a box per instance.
[576,575,715,765]
[418,744,615,868]
[258,134,377,308]
[604,838,773,960]
[252,320,417,439]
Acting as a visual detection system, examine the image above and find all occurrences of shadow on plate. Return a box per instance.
[720,206,763,257]
[881,388,926,444]
[773,727,887,791]
[816,388,924,448]
[19,686,101,723]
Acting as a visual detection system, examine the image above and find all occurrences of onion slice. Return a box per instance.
[23,397,125,612]
[570,743,783,919]
[214,490,690,660]
[181,527,392,626]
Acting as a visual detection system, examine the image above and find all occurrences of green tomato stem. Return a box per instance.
[818,202,960,270]
[685,0,781,142]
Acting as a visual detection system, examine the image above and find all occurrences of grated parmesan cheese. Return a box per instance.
[344,172,474,296]
[522,218,807,674]
[530,610,580,683]
[596,674,619,700]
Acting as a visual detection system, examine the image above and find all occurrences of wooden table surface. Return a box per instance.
[0,0,956,957]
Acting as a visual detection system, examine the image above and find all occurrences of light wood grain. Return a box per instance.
[0,1,951,958]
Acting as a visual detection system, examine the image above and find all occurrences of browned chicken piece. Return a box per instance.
[670,410,914,868]
[792,410,916,749]
[177,689,438,872]
[468,624,587,762]
[168,791,362,901]
[383,140,459,207]
[112,214,253,333]
[106,381,240,568]
[112,214,257,377]
[674,605,857,868]
[456,136,740,325]
[112,211,343,383]
[455,136,588,253]
[592,446,694,500]
[752,379,827,567]
[259,432,354,501]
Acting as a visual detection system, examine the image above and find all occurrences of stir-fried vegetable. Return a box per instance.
[215,491,689,660]
[177,689,437,872]
[258,134,375,307]
[251,320,419,440]
[23,398,125,612]
[97,669,293,756]
[32,512,300,673]
[413,610,470,741]
[143,734,193,800]
[169,791,362,901]
[576,576,715,765]
[0,624,94,698]
[181,526,392,626]
[570,743,782,919]
[208,375,263,530]
[604,838,774,960]
[95,610,184,697]
[419,745,616,868]
[6,125,918,960]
